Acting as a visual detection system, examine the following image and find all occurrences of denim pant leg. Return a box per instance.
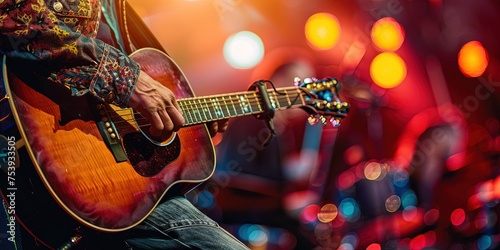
[124,196,249,250]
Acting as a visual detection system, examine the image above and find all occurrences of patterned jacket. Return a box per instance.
[0,0,141,107]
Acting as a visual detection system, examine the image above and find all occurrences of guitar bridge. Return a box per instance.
[95,104,128,162]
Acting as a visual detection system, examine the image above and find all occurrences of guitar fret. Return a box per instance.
[229,95,238,116]
[211,97,224,119]
[197,99,208,121]
[284,89,292,106]
[192,99,203,123]
[277,90,289,107]
[251,92,263,112]
[203,98,214,121]
[180,101,193,125]
[238,95,250,114]
[221,96,232,117]
[296,88,306,105]
[272,91,280,109]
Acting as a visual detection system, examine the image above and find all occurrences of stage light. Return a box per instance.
[458,40,488,78]
[223,31,265,69]
[370,52,407,88]
[339,198,361,222]
[317,203,339,223]
[385,195,402,213]
[477,235,493,250]
[340,234,359,250]
[450,208,466,227]
[423,209,440,226]
[337,170,356,190]
[248,227,268,247]
[401,190,418,208]
[371,17,405,51]
[300,204,320,224]
[305,12,341,50]
[392,168,410,188]
[364,162,386,181]
[194,190,215,208]
[366,243,382,250]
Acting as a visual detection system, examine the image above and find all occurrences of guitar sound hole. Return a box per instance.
[122,132,181,177]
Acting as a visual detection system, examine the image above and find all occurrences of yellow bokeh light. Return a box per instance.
[371,17,405,51]
[364,162,387,181]
[458,41,488,78]
[305,13,341,50]
[370,52,407,89]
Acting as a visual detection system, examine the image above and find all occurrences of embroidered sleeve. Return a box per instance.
[0,0,140,107]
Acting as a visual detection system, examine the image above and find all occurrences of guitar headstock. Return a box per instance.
[295,77,350,127]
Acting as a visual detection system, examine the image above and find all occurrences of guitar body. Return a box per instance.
[1,48,215,238]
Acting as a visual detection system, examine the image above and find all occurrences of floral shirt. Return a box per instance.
[0,0,139,107]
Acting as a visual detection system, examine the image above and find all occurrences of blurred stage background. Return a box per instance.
[128,0,500,249]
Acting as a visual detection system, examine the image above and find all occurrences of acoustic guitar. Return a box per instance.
[0,47,348,248]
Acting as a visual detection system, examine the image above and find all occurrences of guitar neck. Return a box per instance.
[178,86,305,126]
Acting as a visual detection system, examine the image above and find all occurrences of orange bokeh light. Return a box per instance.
[305,13,341,50]
[458,41,489,78]
[371,17,405,51]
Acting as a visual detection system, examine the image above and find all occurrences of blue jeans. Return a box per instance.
[123,196,249,249]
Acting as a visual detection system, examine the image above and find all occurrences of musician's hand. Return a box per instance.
[207,119,229,137]
[128,70,185,139]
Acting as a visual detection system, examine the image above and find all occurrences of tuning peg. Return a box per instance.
[308,115,320,125]
[294,77,302,86]
[320,115,328,126]
[330,117,341,127]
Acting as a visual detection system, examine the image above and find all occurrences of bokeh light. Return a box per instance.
[401,190,418,208]
[477,235,493,250]
[305,12,341,50]
[337,170,357,190]
[343,145,364,166]
[238,224,269,247]
[370,52,407,88]
[339,198,361,222]
[458,41,489,78]
[340,234,359,250]
[223,31,265,69]
[385,195,402,213]
[366,243,382,250]
[364,162,387,181]
[450,208,466,227]
[424,209,440,226]
[300,204,320,224]
[371,17,405,51]
[193,190,215,209]
[392,168,410,188]
[317,203,339,223]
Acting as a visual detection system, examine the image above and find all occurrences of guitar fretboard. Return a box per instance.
[178,87,304,126]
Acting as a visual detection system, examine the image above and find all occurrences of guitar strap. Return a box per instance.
[101,0,167,55]
[124,2,167,54]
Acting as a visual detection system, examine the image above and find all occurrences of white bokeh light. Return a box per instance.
[223,31,265,69]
